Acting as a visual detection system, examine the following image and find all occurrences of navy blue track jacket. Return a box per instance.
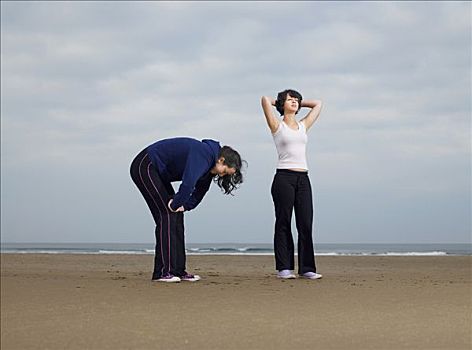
[146,137,221,211]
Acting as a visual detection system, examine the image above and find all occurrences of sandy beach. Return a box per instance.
[1,254,471,349]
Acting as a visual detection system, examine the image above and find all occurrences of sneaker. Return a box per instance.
[277,270,296,279]
[180,272,201,282]
[152,274,181,283]
[301,272,323,280]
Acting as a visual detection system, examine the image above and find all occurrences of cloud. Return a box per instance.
[1,1,470,243]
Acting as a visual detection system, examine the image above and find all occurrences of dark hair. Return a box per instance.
[213,145,246,195]
[275,89,303,116]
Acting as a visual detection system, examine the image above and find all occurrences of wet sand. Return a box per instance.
[1,254,471,349]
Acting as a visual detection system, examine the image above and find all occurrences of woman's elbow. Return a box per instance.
[261,96,271,106]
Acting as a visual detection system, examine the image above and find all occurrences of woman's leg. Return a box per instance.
[271,172,296,271]
[173,211,186,276]
[160,182,186,277]
[130,149,179,279]
[294,174,317,274]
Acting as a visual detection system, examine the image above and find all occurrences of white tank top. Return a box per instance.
[272,120,308,170]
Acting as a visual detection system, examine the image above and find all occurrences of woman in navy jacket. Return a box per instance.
[130,137,245,283]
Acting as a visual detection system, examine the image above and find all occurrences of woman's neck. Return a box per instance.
[283,113,296,122]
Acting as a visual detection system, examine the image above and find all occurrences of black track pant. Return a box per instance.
[271,169,317,274]
[130,149,186,279]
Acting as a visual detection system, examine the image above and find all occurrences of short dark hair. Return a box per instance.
[275,89,303,116]
[213,146,246,195]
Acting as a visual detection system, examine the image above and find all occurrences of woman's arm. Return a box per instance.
[182,174,212,211]
[170,153,209,211]
[300,99,323,131]
[261,96,280,133]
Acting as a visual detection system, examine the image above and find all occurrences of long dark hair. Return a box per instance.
[275,89,303,116]
[213,146,246,195]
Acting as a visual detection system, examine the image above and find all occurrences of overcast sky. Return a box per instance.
[1,1,470,244]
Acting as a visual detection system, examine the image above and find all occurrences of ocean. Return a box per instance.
[1,243,470,256]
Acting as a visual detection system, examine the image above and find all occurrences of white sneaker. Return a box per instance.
[277,270,296,279]
[153,274,181,283]
[301,272,323,280]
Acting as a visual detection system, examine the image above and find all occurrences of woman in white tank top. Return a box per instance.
[261,89,323,280]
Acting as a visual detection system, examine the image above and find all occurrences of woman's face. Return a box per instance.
[212,158,236,177]
[283,93,299,114]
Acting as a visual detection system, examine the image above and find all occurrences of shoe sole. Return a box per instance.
[301,275,323,280]
[181,275,201,282]
[152,278,181,283]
